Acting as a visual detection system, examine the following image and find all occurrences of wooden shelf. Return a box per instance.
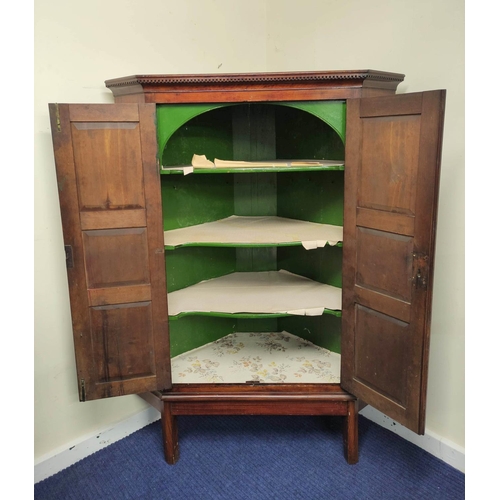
[167,270,342,318]
[164,216,343,249]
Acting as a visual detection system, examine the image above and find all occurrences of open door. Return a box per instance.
[49,103,171,401]
[341,90,446,433]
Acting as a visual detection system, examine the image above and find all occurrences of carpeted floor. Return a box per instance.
[34,415,465,499]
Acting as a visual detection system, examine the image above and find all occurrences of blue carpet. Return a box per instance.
[35,415,464,499]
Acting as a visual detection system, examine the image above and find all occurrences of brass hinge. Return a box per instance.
[412,252,429,290]
[80,379,86,402]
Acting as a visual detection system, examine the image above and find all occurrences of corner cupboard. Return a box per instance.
[49,70,445,464]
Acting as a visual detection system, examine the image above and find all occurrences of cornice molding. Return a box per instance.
[105,70,405,88]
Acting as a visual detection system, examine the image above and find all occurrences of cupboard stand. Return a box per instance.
[140,384,358,465]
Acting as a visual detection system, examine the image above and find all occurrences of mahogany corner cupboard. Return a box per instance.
[48,70,446,465]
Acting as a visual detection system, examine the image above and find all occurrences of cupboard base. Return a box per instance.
[140,383,358,465]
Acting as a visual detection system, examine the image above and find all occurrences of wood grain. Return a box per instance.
[342,90,446,433]
[49,103,171,400]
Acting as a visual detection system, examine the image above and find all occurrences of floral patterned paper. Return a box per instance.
[171,331,341,384]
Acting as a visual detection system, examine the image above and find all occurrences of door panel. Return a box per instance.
[49,103,171,401]
[354,305,410,408]
[82,228,150,288]
[342,91,445,434]
[90,302,156,382]
[71,121,146,210]
[356,227,413,302]
[358,115,420,215]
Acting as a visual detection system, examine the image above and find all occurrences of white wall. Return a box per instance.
[34,0,464,461]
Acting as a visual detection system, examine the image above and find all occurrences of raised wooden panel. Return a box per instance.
[71,122,146,210]
[356,227,413,302]
[88,284,152,307]
[358,115,420,215]
[80,209,147,230]
[356,208,414,236]
[354,286,411,323]
[342,90,446,434]
[83,228,150,288]
[91,302,155,382]
[353,305,410,407]
[69,103,140,121]
[49,103,171,401]
[359,92,422,117]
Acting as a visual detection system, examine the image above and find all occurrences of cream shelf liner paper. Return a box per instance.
[191,154,344,169]
[171,331,341,384]
[167,270,342,317]
[164,216,343,249]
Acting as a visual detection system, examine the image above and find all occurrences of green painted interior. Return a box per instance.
[166,246,236,293]
[278,315,342,354]
[235,247,277,272]
[161,170,344,231]
[275,105,345,160]
[169,316,281,358]
[277,170,344,226]
[157,101,346,168]
[169,316,237,358]
[161,173,234,231]
[160,101,346,357]
[157,104,233,165]
[232,105,276,162]
[169,314,341,358]
[278,245,343,288]
[232,106,277,272]
[236,317,279,333]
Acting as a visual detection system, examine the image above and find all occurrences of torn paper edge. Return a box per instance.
[161,166,194,175]
[192,154,215,168]
[301,240,328,250]
[283,307,325,316]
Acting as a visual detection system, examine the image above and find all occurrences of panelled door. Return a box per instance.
[49,103,171,401]
[341,91,446,433]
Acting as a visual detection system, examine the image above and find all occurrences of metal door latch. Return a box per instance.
[412,252,429,290]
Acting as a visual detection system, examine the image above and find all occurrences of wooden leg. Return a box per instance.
[343,400,359,464]
[162,402,179,465]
